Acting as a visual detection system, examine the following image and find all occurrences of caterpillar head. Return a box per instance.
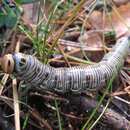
[1,53,26,73]
[1,54,14,73]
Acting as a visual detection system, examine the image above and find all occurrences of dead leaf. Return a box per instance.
[79,31,103,47]
[89,3,130,38]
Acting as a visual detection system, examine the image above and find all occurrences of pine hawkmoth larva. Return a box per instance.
[1,37,130,92]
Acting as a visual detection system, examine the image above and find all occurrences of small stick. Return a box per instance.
[124,86,130,95]
[57,44,71,67]
[114,96,130,105]
[13,79,21,130]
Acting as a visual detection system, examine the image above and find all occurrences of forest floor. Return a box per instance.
[0,0,129,130]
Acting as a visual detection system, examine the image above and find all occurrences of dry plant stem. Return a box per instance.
[29,109,53,130]
[61,0,86,20]
[124,86,130,95]
[49,47,103,63]
[112,91,128,96]
[6,31,17,54]
[0,74,9,95]
[13,79,21,130]
[15,39,21,53]
[112,86,130,96]
[61,112,84,121]
[0,95,14,109]
[30,92,69,102]
[57,44,71,67]
[70,96,130,130]
[49,48,78,61]
[12,32,21,130]
[113,96,130,105]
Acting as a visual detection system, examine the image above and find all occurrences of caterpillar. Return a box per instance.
[1,37,130,92]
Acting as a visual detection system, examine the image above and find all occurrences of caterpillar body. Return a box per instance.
[1,37,130,92]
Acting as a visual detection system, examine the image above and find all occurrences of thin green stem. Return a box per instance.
[55,100,62,130]
[80,0,98,61]
[88,98,111,130]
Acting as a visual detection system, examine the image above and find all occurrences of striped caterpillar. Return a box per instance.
[1,37,130,92]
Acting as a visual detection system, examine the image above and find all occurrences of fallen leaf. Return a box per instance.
[89,3,130,38]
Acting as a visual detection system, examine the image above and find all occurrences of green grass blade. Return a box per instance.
[88,98,111,130]
[22,113,29,129]
[80,0,98,61]
[43,0,65,47]
[55,100,62,130]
